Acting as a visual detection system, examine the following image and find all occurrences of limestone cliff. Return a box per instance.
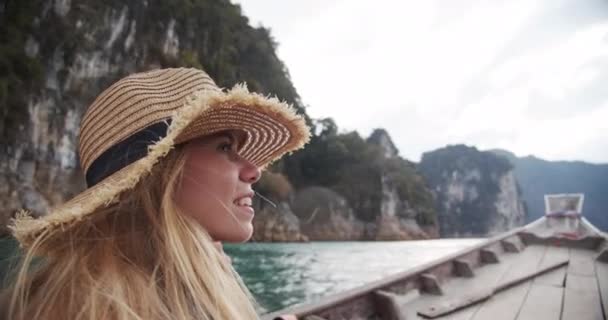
[251,202,308,242]
[368,129,437,240]
[291,186,365,240]
[273,129,437,241]
[418,145,526,237]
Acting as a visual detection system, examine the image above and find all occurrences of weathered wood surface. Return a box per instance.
[373,290,407,320]
[498,245,547,284]
[596,261,608,319]
[401,245,548,320]
[516,284,563,320]
[568,248,596,276]
[420,273,444,295]
[417,258,567,319]
[399,250,523,320]
[562,273,603,320]
[417,288,493,319]
[480,248,500,264]
[533,266,567,288]
[452,260,474,278]
[501,236,524,253]
[534,246,569,287]
[596,248,608,262]
[471,282,532,320]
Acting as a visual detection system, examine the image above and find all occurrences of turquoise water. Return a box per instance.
[224,239,483,314]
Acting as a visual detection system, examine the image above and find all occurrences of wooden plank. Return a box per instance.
[562,273,603,320]
[373,290,407,320]
[534,267,567,287]
[453,260,475,278]
[480,249,500,264]
[418,259,567,319]
[596,262,608,319]
[472,245,548,320]
[539,246,570,267]
[418,288,493,319]
[568,249,596,277]
[400,252,522,320]
[499,245,547,284]
[502,236,524,253]
[471,281,532,320]
[516,284,563,320]
[535,246,569,287]
[420,273,444,295]
[440,245,548,320]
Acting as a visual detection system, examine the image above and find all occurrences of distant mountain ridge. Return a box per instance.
[489,149,608,231]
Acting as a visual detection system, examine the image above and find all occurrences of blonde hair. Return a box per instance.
[5,147,260,320]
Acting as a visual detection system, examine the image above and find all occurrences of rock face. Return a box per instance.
[418,145,526,237]
[367,129,437,240]
[367,128,399,158]
[291,186,365,240]
[251,202,308,242]
[251,129,438,241]
[490,171,526,234]
[371,167,430,240]
[263,129,439,241]
[289,185,431,241]
[1,1,192,232]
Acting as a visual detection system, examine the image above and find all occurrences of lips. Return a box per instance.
[233,192,255,217]
[233,191,254,208]
[234,197,252,206]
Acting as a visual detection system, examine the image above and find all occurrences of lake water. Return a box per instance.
[224,238,483,314]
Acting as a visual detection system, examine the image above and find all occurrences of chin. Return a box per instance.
[221,224,253,243]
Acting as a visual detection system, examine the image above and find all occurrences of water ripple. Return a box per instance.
[224,239,482,313]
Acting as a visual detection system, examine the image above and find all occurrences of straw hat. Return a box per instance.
[11,67,311,247]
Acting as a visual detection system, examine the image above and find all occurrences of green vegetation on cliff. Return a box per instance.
[0,1,44,145]
[283,118,436,226]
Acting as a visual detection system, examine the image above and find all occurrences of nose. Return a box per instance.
[240,159,261,184]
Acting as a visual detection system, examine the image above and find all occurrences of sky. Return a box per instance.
[233,0,608,163]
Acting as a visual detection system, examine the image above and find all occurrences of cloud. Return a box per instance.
[451,16,608,162]
[234,0,608,163]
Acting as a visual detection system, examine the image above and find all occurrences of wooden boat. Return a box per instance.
[263,194,608,320]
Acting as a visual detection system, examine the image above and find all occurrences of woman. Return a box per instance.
[3,68,310,319]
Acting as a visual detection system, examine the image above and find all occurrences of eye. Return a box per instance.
[218,142,233,152]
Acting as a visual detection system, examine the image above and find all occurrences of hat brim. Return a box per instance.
[10,84,310,247]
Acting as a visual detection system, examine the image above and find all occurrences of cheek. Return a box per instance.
[177,172,252,242]
[176,157,242,233]
[180,150,233,198]
[179,163,232,213]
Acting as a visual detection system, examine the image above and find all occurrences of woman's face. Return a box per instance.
[176,130,261,242]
